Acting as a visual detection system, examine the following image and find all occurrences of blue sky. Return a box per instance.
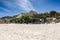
[0,0,60,17]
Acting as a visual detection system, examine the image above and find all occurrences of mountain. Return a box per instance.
[0,15,17,20]
[0,10,38,20]
[16,10,38,18]
[29,10,38,14]
[0,16,12,19]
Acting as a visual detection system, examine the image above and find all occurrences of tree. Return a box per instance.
[19,16,25,23]
[21,14,32,24]
[15,18,20,23]
[15,17,24,23]
[44,12,50,17]
[50,11,57,17]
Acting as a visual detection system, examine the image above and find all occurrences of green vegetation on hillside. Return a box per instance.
[0,10,60,24]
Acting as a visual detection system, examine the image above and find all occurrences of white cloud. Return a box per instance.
[0,0,36,12]
[1,0,21,12]
[16,0,36,12]
[2,0,17,9]
[0,7,11,13]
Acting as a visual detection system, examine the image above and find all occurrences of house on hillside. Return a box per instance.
[0,18,13,24]
[1,18,11,24]
[31,18,41,24]
[46,17,57,23]
[31,18,45,24]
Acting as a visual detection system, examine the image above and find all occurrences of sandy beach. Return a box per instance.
[0,23,60,40]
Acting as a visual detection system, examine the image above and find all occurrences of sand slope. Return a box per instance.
[0,23,60,40]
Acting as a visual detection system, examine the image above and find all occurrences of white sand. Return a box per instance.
[0,23,60,40]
